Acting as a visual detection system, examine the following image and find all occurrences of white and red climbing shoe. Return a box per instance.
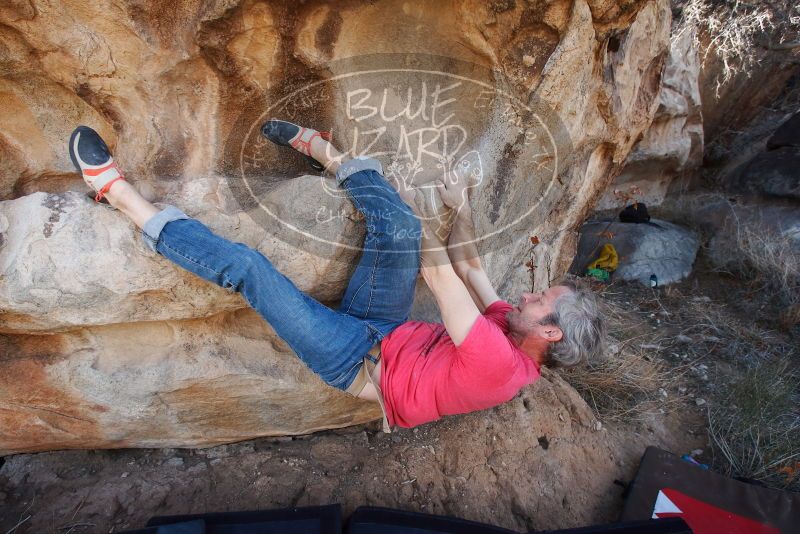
[260,119,332,172]
[69,125,126,205]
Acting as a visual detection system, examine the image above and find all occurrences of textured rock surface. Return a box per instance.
[767,112,800,150]
[720,111,800,202]
[0,371,703,532]
[0,0,672,452]
[598,26,703,209]
[1,307,382,455]
[735,147,800,201]
[673,194,800,270]
[0,185,361,332]
[570,219,699,285]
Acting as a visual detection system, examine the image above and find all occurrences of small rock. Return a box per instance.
[676,334,692,343]
[659,388,668,398]
[691,449,703,457]
[164,457,184,467]
[695,398,706,406]
[522,55,536,67]
[210,459,222,466]
[678,386,687,394]
[120,472,129,478]
[595,421,602,431]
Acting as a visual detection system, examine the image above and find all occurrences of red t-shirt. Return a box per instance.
[379,300,541,428]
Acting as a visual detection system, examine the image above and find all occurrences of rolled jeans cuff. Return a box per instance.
[336,157,383,185]
[141,205,190,252]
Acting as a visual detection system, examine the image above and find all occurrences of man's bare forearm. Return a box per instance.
[404,189,455,270]
[447,205,482,274]
[446,205,500,311]
[419,226,452,270]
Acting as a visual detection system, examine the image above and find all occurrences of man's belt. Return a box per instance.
[344,342,382,396]
[367,342,381,360]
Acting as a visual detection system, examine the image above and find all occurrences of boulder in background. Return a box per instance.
[571,219,699,286]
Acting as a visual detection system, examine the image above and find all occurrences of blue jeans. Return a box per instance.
[141,158,421,391]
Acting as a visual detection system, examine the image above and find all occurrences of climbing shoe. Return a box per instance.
[260,119,332,172]
[69,125,125,205]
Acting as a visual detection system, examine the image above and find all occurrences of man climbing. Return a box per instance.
[68,120,604,430]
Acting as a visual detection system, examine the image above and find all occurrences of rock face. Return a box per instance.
[671,194,800,271]
[0,0,672,453]
[570,219,699,286]
[723,112,800,202]
[735,147,800,201]
[0,308,382,455]
[598,25,703,210]
[766,112,800,151]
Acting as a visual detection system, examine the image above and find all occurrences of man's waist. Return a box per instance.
[345,341,382,396]
[367,341,381,360]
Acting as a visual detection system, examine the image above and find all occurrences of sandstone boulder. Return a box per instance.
[0,0,672,452]
[678,194,800,271]
[0,307,381,456]
[0,180,363,333]
[767,112,800,150]
[571,219,699,286]
[735,147,800,201]
[598,25,703,210]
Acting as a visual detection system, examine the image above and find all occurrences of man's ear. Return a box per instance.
[542,326,563,343]
[530,324,563,343]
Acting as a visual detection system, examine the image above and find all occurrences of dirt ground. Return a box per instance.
[0,390,704,534]
[6,270,770,534]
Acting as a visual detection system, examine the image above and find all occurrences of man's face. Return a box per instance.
[506,285,570,341]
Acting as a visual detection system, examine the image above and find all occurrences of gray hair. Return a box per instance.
[540,279,605,368]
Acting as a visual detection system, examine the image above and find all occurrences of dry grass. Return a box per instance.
[560,347,680,422]
[560,292,688,422]
[655,194,800,329]
[708,359,800,491]
[561,276,799,491]
[715,225,800,328]
[673,0,800,95]
[674,290,796,364]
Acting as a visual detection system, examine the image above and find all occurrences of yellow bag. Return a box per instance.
[587,243,618,272]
